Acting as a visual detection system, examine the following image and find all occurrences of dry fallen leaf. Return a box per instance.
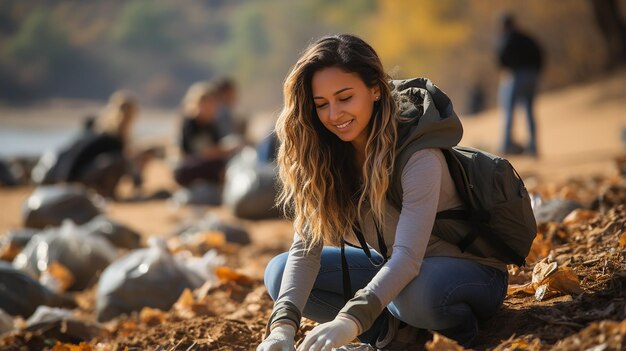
[115,320,137,337]
[558,185,579,200]
[619,231,626,248]
[215,266,253,284]
[51,342,93,351]
[508,259,583,300]
[507,282,536,296]
[191,231,227,248]
[0,241,21,261]
[425,333,466,351]
[139,307,166,326]
[492,336,542,351]
[42,261,75,292]
[562,209,598,225]
[173,288,214,318]
[543,267,583,295]
[167,231,227,254]
[532,260,558,284]
[174,288,195,310]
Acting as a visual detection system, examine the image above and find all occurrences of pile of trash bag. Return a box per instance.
[222,147,280,220]
[96,239,223,322]
[13,220,118,290]
[22,185,102,229]
[173,212,250,246]
[81,215,142,250]
[0,261,75,318]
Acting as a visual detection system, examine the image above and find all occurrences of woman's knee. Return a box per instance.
[388,291,447,329]
[263,252,289,301]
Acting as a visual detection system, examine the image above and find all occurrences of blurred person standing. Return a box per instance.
[497,13,544,157]
[174,82,238,187]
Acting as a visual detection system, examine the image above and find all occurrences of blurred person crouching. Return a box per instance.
[75,90,145,199]
[173,82,241,187]
[32,90,145,200]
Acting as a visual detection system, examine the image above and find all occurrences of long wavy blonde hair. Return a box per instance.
[276,34,398,250]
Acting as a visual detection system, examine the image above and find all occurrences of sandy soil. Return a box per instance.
[0,71,625,350]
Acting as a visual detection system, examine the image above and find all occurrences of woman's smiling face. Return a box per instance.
[311,66,380,151]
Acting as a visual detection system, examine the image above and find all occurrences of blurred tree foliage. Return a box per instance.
[0,0,623,111]
[2,9,73,92]
[112,1,181,52]
[369,0,469,75]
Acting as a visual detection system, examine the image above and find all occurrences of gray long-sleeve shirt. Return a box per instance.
[274,148,506,331]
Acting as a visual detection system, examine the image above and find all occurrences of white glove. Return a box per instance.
[257,323,297,351]
[297,315,360,351]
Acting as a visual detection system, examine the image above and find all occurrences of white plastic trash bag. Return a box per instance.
[96,239,219,322]
[174,249,225,288]
[24,305,103,343]
[81,215,142,249]
[22,185,103,229]
[13,220,117,290]
[222,147,280,220]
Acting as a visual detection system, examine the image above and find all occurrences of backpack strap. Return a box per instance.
[441,149,477,209]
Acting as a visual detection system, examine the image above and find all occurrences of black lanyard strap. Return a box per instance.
[341,220,389,303]
[353,221,388,267]
[341,239,352,303]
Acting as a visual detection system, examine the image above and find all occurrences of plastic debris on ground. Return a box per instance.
[22,185,103,229]
[13,220,118,291]
[0,261,76,318]
[96,238,225,322]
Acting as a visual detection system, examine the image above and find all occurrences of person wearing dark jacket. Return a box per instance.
[174,82,239,187]
[32,91,140,199]
[497,13,544,157]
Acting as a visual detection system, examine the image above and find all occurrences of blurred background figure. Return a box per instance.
[31,90,143,199]
[214,77,239,139]
[497,13,544,157]
[173,82,239,188]
[94,90,149,198]
[465,80,487,116]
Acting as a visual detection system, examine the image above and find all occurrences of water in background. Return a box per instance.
[0,126,80,157]
[0,102,176,159]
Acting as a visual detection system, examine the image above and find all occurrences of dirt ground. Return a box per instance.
[0,71,625,350]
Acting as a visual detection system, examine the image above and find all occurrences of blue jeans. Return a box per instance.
[499,68,540,154]
[265,246,508,347]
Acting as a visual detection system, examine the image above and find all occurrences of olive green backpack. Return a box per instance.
[386,78,537,266]
[389,146,537,266]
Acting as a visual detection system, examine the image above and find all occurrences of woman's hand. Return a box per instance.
[257,324,297,351]
[297,316,359,351]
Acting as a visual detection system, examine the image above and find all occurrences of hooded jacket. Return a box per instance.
[388,77,463,206]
